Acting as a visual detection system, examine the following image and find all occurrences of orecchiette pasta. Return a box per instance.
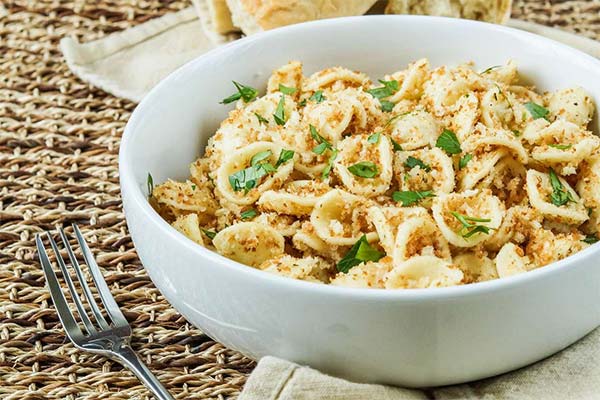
[153,59,599,290]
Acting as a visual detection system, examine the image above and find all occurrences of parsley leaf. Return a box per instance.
[220,81,258,104]
[276,149,295,167]
[191,184,197,190]
[366,79,399,99]
[147,173,154,197]
[348,161,379,178]
[390,137,403,152]
[312,142,329,155]
[250,150,272,166]
[392,190,435,206]
[309,90,325,103]
[548,169,574,206]
[367,132,381,144]
[298,99,307,107]
[278,84,297,95]
[337,235,385,273]
[436,129,462,155]
[404,156,431,172]
[548,144,572,150]
[380,100,395,112]
[524,101,550,120]
[201,229,217,240]
[459,153,473,170]
[583,234,599,244]
[310,124,333,154]
[322,148,338,179]
[273,95,286,125]
[254,112,269,124]
[241,209,257,220]
[450,211,493,238]
[480,65,502,74]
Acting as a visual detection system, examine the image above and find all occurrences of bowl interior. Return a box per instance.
[121,15,600,195]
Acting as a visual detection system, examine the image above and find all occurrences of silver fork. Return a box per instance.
[36,224,174,400]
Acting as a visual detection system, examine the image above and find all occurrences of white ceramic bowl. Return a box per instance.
[119,15,600,387]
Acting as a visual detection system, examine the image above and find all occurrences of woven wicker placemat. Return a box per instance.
[0,1,599,399]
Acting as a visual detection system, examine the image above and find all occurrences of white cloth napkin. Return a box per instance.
[59,7,600,399]
[60,10,600,103]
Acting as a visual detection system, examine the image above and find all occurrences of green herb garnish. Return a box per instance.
[548,169,574,206]
[241,209,258,220]
[273,95,286,125]
[436,129,462,155]
[254,112,269,124]
[459,153,473,170]
[367,132,381,144]
[450,211,493,238]
[583,234,599,244]
[278,84,297,95]
[380,100,395,112]
[480,65,502,74]
[336,235,385,273]
[404,156,431,172]
[524,101,550,121]
[309,90,325,103]
[322,148,338,179]
[366,79,399,99]
[147,173,154,197]
[548,144,572,150]
[392,190,435,206]
[310,124,333,154]
[390,137,403,152]
[201,229,217,240]
[229,150,280,193]
[220,81,258,104]
[348,161,379,178]
[250,150,272,166]
[298,99,307,107]
[275,149,295,167]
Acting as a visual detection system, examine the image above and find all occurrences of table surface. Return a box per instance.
[1,0,599,398]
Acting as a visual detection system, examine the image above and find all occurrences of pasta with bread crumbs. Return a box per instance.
[151,59,600,289]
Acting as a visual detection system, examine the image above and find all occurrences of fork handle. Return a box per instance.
[115,345,175,400]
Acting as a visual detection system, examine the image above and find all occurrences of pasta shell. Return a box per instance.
[215,141,294,205]
[171,213,204,246]
[152,179,218,224]
[311,189,377,246]
[453,253,498,283]
[485,205,542,251]
[258,180,330,216]
[394,147,455,195]
[393,215,452,262]
[254,213,301,237]
[450,92,480,141]
[292,221,346,261]
[525,169,588,225]
[458,149,506,192]
[330,261,392,289]
[267,61,303,100]
[495,243,531,278]
[213,222,285,267]
[384,256,464,289]
[387,58,430,103]
[462,123,528,164]
[475,156,528,207]
[480,86,517,129]
[366,205,428,255]
[432,190,505,247]
[546,87,595,127]
[303,67,371,92]
[259,255,333,283]
[334,134,394,197]
[480,60,518,85]
[387,109,439,150]
[422,64,483,117]
[577,155,600,232]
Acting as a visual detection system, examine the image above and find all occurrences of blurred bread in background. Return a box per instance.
[385,0,512,24]
[225,0,379,35]
[200,0,512,38]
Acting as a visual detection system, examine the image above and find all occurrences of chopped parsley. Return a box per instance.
[310,124,333,154]
[201,229,217,240]
[229,148,292,193]
[278,84,297,95]
[524,101,550,121]
[367,132,381,144]
[450,211,493,238]
[480,65,502,75]
[273,95,286,125]
[436,129,462,155]
[147,173,154,197]
[393,190,435,206]
[337,235,385,273]
[366,79,399,99]
[348,161,379,178]
[254,112,269,124]
[240,209,258,220]
[191,184,197,190]
[390,137,403,152]
[548,169,574,206]
[380,100,395,112]
[583,234,599,244]
[309,90,325,103]
[250,150,272,166]
[276,149,295,167]
[220,81,258,104]
[322,148,338,179]
[298,99,307,107]
[404,156,431,172]
[548,144,572,150]
[459,153,473,170]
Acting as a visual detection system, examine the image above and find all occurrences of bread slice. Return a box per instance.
[385,0,512,24]
[225,0,379,35]
[193,0,241,44]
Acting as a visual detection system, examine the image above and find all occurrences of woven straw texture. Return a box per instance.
[0,0,599,399]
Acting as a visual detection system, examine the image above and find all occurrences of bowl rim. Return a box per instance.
[119,14,600,301]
